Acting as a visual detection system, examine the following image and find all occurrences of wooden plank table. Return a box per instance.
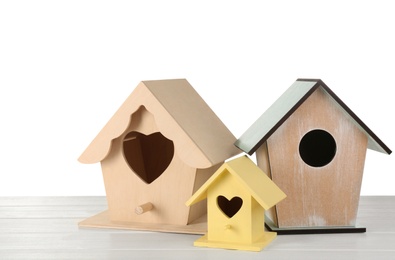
[0,196,394,259]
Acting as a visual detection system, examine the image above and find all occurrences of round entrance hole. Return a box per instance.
[299,129,337,167]
[123,131,174,184]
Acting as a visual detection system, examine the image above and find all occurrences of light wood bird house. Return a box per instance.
[79,79,240,233]
[235,79,391,234]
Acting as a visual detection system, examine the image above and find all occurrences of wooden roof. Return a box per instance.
[79,79,241,168]
[186,155,286,210]
[235,79,392,155]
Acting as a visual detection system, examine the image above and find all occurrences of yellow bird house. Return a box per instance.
[235,79,391,234]
[186,155,286,251]
[78,79,240,234]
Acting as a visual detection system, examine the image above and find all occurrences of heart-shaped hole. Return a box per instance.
[123,131,174,184]
[217,196,243,218]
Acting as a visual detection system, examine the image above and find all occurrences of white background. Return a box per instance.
[0,1,393,196]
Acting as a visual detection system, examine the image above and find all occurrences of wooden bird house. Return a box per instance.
[78,79,241,233]
[186,155,286,251]
[235,79,392,234]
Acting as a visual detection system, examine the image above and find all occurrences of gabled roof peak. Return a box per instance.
[79,79,241,168]
[235,79,392,155]
[186,156,286,210]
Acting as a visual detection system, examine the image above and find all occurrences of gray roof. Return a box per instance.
[235,79,392,155]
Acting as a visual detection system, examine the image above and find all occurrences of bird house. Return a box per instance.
[235,79,391,234]
[186,155,286,251]
[78,79,241,234]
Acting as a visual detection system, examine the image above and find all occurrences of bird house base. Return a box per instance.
[265,218,366,235]
[78,210,207,234]
[193,232,277,252]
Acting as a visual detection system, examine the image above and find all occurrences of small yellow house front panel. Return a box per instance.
[207,171,262,244]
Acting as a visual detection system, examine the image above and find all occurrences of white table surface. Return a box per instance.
[0,196,394,259]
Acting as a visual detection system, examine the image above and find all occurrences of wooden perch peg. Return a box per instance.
[135,202,154,215]
[224,224,231,230]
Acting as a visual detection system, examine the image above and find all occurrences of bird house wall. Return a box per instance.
[256,142,278,226]
[207,172,264,244]
[100,106,210,225]
[263,87,368,228]
[187,164,221,224]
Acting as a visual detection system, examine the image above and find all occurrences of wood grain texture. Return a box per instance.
[79,79,241,167]
[101,146,199,225]
[79,210,207,234]
[77,79,241,232]
[0,196,394,259]
[235,78,391,155]
[235,80,317,154]
[256,142,278,226]
[265,87,368,228]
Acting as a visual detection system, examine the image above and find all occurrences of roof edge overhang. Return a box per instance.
[78,81,213,167]
[185,163,228,206]
[235,79,392,155]
[235,80,320,155]
[186,155,286,210]
[78,82,152,164]
[79,79,241,168]
[299,79,392,155]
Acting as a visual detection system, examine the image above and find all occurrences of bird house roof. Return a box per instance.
[79,79,241,168]
[235,79,392,155]
[186,155,286,210]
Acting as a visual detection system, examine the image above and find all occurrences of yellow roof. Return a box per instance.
[186,155,286,210]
